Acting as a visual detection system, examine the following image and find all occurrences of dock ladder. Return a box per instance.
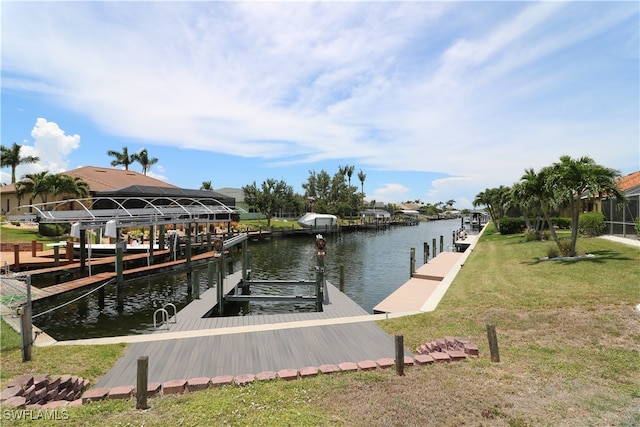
[153,303,178,330]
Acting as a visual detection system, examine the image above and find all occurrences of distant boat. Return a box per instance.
[297,213,338,228]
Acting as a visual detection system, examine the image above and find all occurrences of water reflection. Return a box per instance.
[34,219,461,340]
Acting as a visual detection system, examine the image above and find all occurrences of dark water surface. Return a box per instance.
[33,219,461,340]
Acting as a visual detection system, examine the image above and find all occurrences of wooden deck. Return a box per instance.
[91,271,397,388]
[372,234,481,314]
[18,250,227,303]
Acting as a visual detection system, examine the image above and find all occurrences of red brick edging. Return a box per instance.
[0,337,478,408]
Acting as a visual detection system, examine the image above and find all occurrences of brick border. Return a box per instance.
[0,338,479,408]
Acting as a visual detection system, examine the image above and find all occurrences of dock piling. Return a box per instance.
[432,238,436,259]
[410,248,415,278]
[395,334,404,376]
[339,265,345,292]
[486,324,500,363]
[136,356,149,410]
[440,235,444,253]
[424,242,429,264]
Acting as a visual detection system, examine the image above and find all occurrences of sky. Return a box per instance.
[1,1,638,209]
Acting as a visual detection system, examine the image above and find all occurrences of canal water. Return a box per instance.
[33,219,461,340]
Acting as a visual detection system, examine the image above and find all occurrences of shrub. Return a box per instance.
[542,230,551,241]
[552,217,572,229]
[498,217,525,235]
[579,211,606,237]
[558,238,572,257]
[38,223,64,237]
[10,221,20,227]
[523,229,538,242]
[546,244,559,258]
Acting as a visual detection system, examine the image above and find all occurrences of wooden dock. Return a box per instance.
[372,233,481,314]
[90,272,402,389]
[16,250,227,303]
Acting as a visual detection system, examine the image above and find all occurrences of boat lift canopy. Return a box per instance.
[6,196,247,230]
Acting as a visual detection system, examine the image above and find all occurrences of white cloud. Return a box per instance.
[2,2,638,203]
[370,183,410,204]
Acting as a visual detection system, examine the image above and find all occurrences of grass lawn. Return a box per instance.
[0,224,638,426]
[0,222,62,245]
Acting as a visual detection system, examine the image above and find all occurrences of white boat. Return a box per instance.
[297,213,338,228]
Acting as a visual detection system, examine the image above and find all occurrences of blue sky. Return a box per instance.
[2,1,638,209]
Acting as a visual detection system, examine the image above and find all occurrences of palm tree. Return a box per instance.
[473,186,511,232]
[515,167,561,243]
[345,165,355,187]
[107,146,134,171]
[357,169,366,197]
[1,142,40,184]
[200,181,213,191]
[133,149,158,176]
[548,155,624,257]
[17,171,51,203]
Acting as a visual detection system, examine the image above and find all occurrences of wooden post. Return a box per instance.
[116,243,124,309]
[31,240,37,257]
[186,226,192,270]
[13,244,20,272]
[395,334,404,376]
[206,233,212,252]
[432,238,436,259]
[440,235,444,253]
[217,257,225,316]
[242,239,248,281]
[79,229,86,274]
[53,246,60,266]
[486,324,500,362]
[316,249,325,312]
[136,356,149,410]
[159,225,165,250]
[20,303,32,362]
[339,265,345,292]
[423,242,428,264]
[193,269,200,299]
[207,260,214,289]
[98,287,105,309]
[149,225,154,264]
[66,241,74,261]
[409,248,415,278]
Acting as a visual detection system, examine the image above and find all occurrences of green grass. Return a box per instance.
[1,227,639,426]
[239,218,304,231]
[0,223,62,244]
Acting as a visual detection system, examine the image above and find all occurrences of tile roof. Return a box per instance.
[64,166,178,193]
[617,170,640,192]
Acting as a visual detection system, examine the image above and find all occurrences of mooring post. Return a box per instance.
[79,229,86,274]
[98,287,105,309]
[242,239,248,281]
[410,247,415,278]
[339,265,345,293]
[440,235,444,253]
[207,260,214,289]
[159,225,165,250]
[206,233,212,252]
[395,334,404,376]
[432,238,436,258]
[149,225,155,264]
[424,242,429,264]
[193,269,200,299]
[186,226,192,270]
[116,242,124,309]
[31,240,37,257]
[136,356,149,410]
[217,257,225,316]
[66,241,74,262]
[53,246,60,266]
[486,324,500,362]
[315,235,326,312]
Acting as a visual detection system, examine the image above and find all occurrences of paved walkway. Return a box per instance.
[599,235,640,247]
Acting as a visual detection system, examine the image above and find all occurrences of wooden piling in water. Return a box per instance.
[410,248,415,278]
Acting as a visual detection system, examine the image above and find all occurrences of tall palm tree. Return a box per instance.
[200,181,213,191]
[548,155,624,257]
[345,165,355,187]
[133,149,158,176]
[1,142,40,184]
[357,169,366,198]
[107,146,134,170]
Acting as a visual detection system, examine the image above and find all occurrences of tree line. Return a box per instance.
[472,155,625,257]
